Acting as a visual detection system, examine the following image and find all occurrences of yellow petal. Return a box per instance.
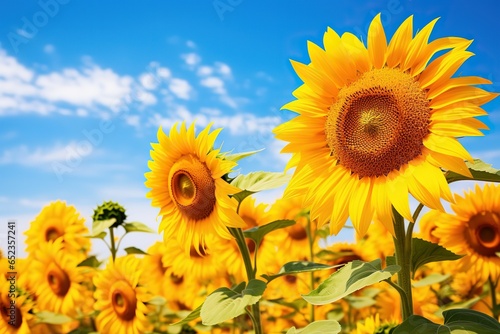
[341,32,370,73]
[368,13,387,69]
[403,18,439,71]
[427,76,491,100]
[429,86,498,109]
[387,174,413,222]
[290,60,335,97]
[423,134,473,162]
[420,49,473,89]
[386,15,413,68]
[349,176,374,236]
[430,118,488,137]
[426,149,472,178]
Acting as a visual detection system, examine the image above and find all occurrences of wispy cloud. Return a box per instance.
[168,78,192,100]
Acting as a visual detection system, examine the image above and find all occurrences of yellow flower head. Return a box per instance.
[25,200,90,259]
[145,122,245,255]
[432,183,500,283]
[31,239,91,317]
[94,255,153,334]
[0,274,33,334]
[274,14,496,237]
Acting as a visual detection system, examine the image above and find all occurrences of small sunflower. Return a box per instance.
[31,239,90,317]
[141,241,168,296]
[432,183,500,283]
[267,196,315,261]
[25,200,90,259]
[161,270,199,311]
[0,275,33,334]
[274,14,496,236]
[351,314,397,334]
[145,122,245,255]
[94,255,153,334]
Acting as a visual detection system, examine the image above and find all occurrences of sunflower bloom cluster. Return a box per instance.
[274,14,496,236]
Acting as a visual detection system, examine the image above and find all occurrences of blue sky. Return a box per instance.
[1,0,500,257]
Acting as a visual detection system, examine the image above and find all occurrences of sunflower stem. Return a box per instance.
[305,213,316,322]
[229,227,263,334]
[489,276,499,319]
[109,227,117,262]
[392,207,413,320]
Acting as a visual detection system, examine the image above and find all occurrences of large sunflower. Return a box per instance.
[25,200,90,259]
[145,122,245,255]
[274,14,496,236]
[431,183,500,283]
[31,239,91,317]
[94,255,153,334]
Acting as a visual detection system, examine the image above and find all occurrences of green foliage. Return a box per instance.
[92,200,127,228]
[171,305,202,326]
[77,255,102,268]
[411,238,462,275]
[90,218,116,237]
[412,273,450,288]
[286,320,342,334]
[222,148,264,162]
[124,246,148,255]
[302,259,400,305]
[445,159,500,183]
[261,261,340,283]
[35,311,73,325]
[230,171,291,202]
[200,279,267,326]
[122,221,155,233]
[393,309,500,334]
[244,219,296,246]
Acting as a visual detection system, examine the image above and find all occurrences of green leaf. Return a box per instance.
[244,219,296,245]
[91,218,116,236]
[286,320,342,334]
[302,259,400,305]
[393,309,500,334]
[124,247,148,255]
[230,171,291,203]
[223,148,264,162]
[36,311,73,325]
[385,255,396,267]
[171,304,202,326]
[77,255,101,268]
[200,279,266,326]
[267,298,309,312]
[411,238,463,274]
[344,295,377,309]
[446,159,500,183]
[122,221,155,233]
[412,273,450,288]
[261,261,341,283]
[148,296,167,306]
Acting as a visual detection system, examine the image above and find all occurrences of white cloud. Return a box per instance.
[148,104,281,135]
[0,142,95,167]
[36,66,133,110]
[200,76,226,95]
[181,52,201,67]
[215,62,231,77]
[44,44,55,54]
[139,73,158,90]
[135,90,157,105]
[125,115,140,127]
[168,78,192,100]
[197,66,213,76]
[0,49,33,81]
[156,67,171,79]
[186,40,197,49]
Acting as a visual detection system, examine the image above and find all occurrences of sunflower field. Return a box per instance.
[3,13,500,334]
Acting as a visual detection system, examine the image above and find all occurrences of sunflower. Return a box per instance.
[141,241,168,296]
[31,239,90,317]
[351,314,397,334]
[25,200,90,259]
[267,196,316,261]
[145,122,245,255]
[431,183,500,283]
[94,255,153,334]
[0,274,33,334]
[274,14,496,236]
[163,237,227,283]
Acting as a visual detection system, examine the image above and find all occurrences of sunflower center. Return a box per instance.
[287,224,308,240]
[326,67,430,177]
[111,280,137,321]
[465,212,500,257]
[45,226,62,242]
[189,246,207,258]
[169,156,216,221]
[284,275,297,284]
[0,300,22,329]
[170,274,184,285]
[46,263,71,297]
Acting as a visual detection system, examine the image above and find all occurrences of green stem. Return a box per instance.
[305,214,315,322]
[109,227,117,262]
[489,276,499,319]
[229,227,263,334]
[392,207,413,320]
